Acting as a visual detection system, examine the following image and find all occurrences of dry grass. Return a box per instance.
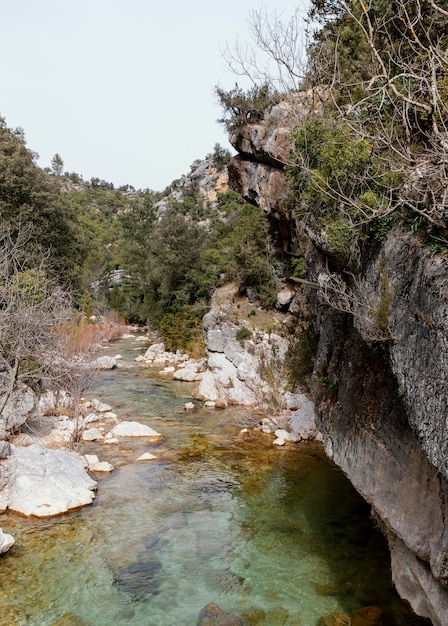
[212,283,287,335]
[57,311,128,357]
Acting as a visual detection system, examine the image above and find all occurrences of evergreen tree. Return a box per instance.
[0,117,85,287]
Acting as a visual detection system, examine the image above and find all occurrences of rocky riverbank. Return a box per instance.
[0,322,319,559]
[135,283,321,446]
[0,333,164,553]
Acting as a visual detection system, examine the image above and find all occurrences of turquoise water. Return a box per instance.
[0,336,420,625]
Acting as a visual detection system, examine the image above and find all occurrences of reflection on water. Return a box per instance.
[0,336,421,625]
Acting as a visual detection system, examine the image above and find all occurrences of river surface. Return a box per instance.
[0,335,418,625]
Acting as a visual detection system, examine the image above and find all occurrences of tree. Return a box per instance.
[221,6,308,93]
[0,117,85,287]
[304,0,448,228]
[221,3,448,234]
[216,83,280,131]
[0,228,94,437]
[51,153,64,176]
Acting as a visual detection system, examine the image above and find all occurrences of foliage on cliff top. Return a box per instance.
[221,1,448,262]
[216,83,281,131]
[299,0,448,256]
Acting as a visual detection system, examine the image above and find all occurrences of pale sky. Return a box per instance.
[1,0,306,191]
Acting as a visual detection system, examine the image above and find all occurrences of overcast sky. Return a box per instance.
[1,0,306,191]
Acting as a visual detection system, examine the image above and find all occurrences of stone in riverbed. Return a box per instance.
[7,444,97,517]
[91,356,118,370]
[91,399,112,412]
[109,421,162,440]
[135,452,157,462]
[0,528,15,555]
[112,555,162,597]
[82,427,104,442]
[197,603,245,625]
[273,429,300,446]
[83,454,114,472]
[104,435,120,444]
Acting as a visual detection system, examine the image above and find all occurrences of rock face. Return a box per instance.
[228,89,326,252]
[197,288,284,407]
[305,230,448,626]
[155,154,229,216]
[227,91,448,624]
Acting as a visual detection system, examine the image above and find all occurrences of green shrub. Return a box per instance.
[236,326,252,343]
[158,304,207,356]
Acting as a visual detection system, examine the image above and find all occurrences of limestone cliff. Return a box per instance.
[227,96,448,626]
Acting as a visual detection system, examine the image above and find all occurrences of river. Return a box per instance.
[0,334,421,625]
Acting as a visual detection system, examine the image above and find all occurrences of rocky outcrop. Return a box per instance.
[155,154,229,216]
[227,89,448,624]
[196,286,285,407]
[228,88,327,252]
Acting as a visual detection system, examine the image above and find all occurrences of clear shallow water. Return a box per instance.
[0,336,418,625]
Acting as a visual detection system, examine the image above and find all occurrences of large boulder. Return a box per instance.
[6,444,97,517]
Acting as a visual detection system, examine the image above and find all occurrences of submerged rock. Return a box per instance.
[317,614,351,626]
[50,612,90,626]
[112,555,162,597]
[197,603,245,626]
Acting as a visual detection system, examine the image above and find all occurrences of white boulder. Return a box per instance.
[143,342,165,361]
[84,455,114,473]
[91,399,112,412]
[91,356,118,370]
[273,429,301,445]
[82,428,104,442]
[173,367,203,382]
[109,421,162,440]
[7,444,97,517]
[136,452,157,461]
[0,528,15,555]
